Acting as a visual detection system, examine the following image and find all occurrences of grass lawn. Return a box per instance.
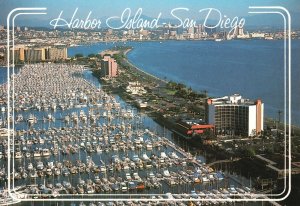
[161,88,176,95]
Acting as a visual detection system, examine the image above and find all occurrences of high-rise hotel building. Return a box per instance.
[206,94,264,137]
[100,56,118,78]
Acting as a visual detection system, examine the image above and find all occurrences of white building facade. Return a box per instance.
[206,94,264,137]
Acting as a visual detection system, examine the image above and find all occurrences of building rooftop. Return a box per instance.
[208,94,261,106]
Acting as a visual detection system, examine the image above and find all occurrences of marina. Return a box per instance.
[0,63,257,203]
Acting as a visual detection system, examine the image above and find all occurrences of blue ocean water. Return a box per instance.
[68,40,300,126]
[1,39,299,125]
[127,40,300,126]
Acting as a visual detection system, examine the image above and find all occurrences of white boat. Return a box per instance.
[0,128,11,137]
[96,146,102,153]
[160,152,167,159]
[65,115,70,122]
[142,153,150,161]
[27,163,33,171]
[16,114,23,122]
[148,171,155,179]
[134,138,141,144]
[132,154,140,162]
[51,103,57,111]
[36,161,44,170]
[236,187,246,194]
[125,173,132,181]
[69,44,79,47]
[29,170,38,178]
[39,138,45,145]
[47,114,55,122]
[112,155,120,163]
[62,181,72,189]
[33,150,41,157]
[215,171,224,180]
[243,186,251,193]
[42,149,51,156]
[19,172,28,181]
[53,168,61,176]
[163,170,170,177]
[133,172,141,180]
[25,152,31,158]
[208,174,215,181]
[72,112,79,122]
[46,168,52,176]
[86,185,95,194]
[201,176,210,183]
[228,185,238,194]
[137,100,147,108]
[168,152,179,159]
[47,161,54,169]
[15,151,22,159]
[100,165,106,173]
[121,182,127,192]
[146,142,153,150]
[27,114,36,125]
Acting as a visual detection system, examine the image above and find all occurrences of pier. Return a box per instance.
[207,158,241,167]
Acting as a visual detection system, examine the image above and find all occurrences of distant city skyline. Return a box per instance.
[1,0,300,28]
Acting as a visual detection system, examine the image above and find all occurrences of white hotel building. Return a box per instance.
[206,94,264,137]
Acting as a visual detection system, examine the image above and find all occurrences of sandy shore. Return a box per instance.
[122,48,168,84]
[99,48,131,57]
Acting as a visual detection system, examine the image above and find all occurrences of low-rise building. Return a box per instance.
[126,81,147,95]
[46,47,67,60]
[24,47,45,62]
[8,46,68,63]
[176,119,214,138]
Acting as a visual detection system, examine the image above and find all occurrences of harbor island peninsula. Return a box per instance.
[0,62,263,204]
[0,25,299,205]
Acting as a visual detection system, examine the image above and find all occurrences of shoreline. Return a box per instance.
[118,48,300,132]
[93,47,300,197]
[1,38,299,67]
[0,61,294,196]
[71,38,293,47]
[93,49,293,193]
[123,48,168,84]
[1,54,299,131]
[94,47,300,138]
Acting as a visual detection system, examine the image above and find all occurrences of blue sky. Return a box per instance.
[0,0,299,26]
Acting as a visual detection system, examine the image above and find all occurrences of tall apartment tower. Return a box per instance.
[100,56,118,78]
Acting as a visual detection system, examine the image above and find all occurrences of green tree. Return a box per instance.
[88,54,96,58]
[75,53,84,58]
[176,83,185,90]
[245,147,256,158]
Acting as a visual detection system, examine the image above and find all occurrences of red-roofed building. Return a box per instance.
[176,120,214,137]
